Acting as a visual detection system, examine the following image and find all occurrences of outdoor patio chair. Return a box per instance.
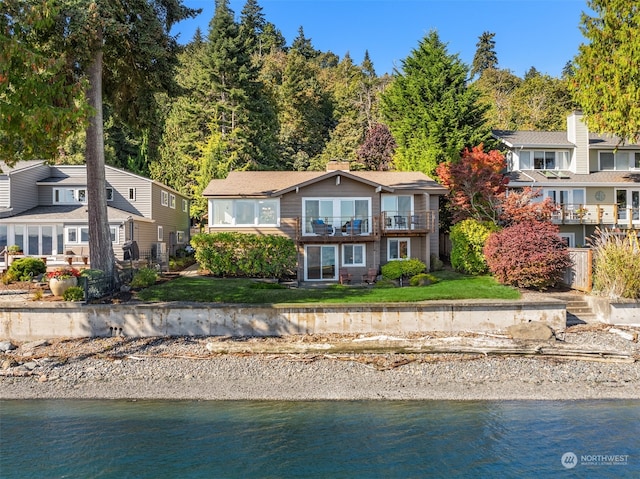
[362,268,378,284]
[339,268,352,284]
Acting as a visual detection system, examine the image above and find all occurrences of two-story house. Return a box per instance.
[493,111,640,247]
[203,161,447,283]
[0,161,191,268]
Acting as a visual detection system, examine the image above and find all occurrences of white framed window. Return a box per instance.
[169,194,176,209]
[157,226,163,241]
[65,226,118,244]
[342,244,365,266]
[634,152,640,169]
[161,190,169,206]
[106,187,114,201]
[182,199,188,213]
[616,189,640,221]
[387,238,410,261]
[518,150,570,170]
[53,188,87,204]
[128,188,136,201]
[176,231,186,244]
[209,199,279,227]
[599,151,633,171]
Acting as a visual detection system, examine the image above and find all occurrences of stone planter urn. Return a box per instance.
[49,277,78,297]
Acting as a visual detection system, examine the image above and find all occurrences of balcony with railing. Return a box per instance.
[551,204,640,227]
[295,211,436,243]
[380,211,436,235]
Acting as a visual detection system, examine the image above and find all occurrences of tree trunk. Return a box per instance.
[86,45,118,287]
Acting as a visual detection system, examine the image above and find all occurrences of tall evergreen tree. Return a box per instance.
[571,0,640,142]
[291,26,319,60]
[2,0,197,281]
[380,30,489,176]
[470,31,498,79]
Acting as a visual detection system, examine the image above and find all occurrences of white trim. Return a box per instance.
[341,244,366,267]
[387,237,410,261]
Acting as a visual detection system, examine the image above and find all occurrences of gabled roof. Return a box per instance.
[492,130,639,149]
[0,160,46,174]
[203,170,447,198]
[492,130,574,148]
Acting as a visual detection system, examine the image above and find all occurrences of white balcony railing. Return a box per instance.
[551,204,640,227]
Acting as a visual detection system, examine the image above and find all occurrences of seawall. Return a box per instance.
[0,299,566,341]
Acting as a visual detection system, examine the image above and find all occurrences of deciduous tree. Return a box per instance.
[436,145,508,223]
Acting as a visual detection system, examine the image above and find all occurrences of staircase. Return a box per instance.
[562,297,598,326]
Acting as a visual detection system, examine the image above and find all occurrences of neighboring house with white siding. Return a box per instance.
[202,161,447,283]
[0,161,190,269]
[493,111,640,247]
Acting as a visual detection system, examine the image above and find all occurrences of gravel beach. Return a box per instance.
[2,325,639,401]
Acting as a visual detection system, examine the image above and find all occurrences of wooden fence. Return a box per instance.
[562,248,593,292]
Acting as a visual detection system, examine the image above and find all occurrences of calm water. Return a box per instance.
[1,400,638,478]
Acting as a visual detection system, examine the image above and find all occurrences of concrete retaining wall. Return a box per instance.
[585,297,640,325]
[0,299,566,341]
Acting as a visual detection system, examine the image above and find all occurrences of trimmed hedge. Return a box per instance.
[191,232,296,279]
[450,219,499,275]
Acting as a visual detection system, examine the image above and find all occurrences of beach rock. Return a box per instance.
[23,361,38,371]
[506,322,554,341]
[0,341,16,352]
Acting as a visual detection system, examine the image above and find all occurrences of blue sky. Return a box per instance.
[173,0,590,78]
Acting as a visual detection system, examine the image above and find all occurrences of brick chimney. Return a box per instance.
[567,111,589,174]
[326,160,350,172]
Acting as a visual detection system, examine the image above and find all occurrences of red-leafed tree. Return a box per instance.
[500,187,556,226]
[437,145,556,226]
[436,144,509,223]
[484,220,572,290]
[356,123,396,171]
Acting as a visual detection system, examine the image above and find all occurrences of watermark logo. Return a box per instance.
[561,451,629,468]
[561,452,577,469]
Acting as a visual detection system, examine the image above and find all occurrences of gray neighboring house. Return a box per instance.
[0,161,191,269]
[203,161,447,283]
[493,111,640,247]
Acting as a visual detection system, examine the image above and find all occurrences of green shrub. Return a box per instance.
[409,273,440,286]
[190,232,296,279]
[450,219,499,275]
[381,258,426,280]
[130,267,158,288]
[6,257,47,282]
[590,228,640,299]
[63,286,85,301]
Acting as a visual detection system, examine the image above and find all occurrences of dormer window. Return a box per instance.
[518,151,570,170]
[53,188,87,204]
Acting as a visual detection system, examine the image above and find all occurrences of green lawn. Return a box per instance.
[136,270,521,304]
